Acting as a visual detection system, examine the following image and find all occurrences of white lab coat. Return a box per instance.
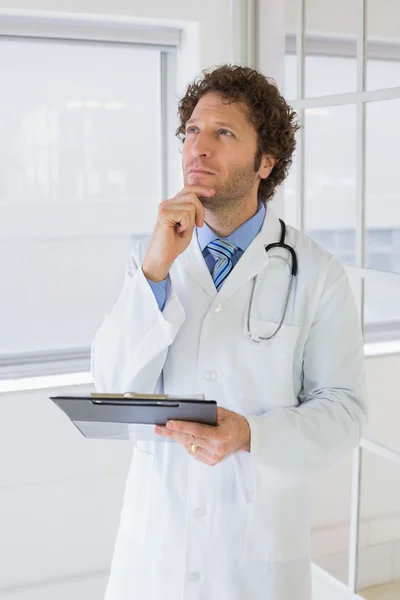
[91,206,367,600]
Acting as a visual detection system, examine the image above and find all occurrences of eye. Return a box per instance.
[218,129,233,137]
[186,126,198,134]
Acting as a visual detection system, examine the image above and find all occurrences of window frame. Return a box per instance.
[0,12,182,381]
[284,3,400,359]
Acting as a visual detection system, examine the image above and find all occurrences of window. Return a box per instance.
[284,28,400,348]
[281,1,400,597]
[0,19,179,379]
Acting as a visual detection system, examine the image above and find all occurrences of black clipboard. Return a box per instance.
[49,392,218,441]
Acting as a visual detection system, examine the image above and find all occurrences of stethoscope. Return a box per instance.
[246,219,298,342]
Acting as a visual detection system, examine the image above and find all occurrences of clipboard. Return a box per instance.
[49,392,218,441]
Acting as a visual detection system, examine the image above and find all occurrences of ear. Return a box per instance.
[259,155,278,179]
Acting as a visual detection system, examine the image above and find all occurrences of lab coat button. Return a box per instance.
[193,507,207,517]
[188,572,201,582]
[214,304,222,312]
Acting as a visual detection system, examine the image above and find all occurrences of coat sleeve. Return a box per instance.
[91,243,185,393]
[246,261,368,476]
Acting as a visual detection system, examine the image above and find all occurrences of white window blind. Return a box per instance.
[0,31,177,379]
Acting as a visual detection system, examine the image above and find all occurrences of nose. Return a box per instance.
[190,131,213,159]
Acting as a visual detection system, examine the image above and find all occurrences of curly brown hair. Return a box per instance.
[176,64,300,203]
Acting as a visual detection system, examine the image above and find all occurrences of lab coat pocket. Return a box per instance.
[240,319,301,407]
[243,463,310,563]
[119,444,155,545]
[232,451,256,504]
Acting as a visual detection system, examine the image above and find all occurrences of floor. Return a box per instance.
[361,579,400,600]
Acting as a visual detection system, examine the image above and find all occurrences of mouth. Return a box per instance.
[188,169,215,176]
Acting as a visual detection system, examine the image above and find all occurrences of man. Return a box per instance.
[92,65,367,600]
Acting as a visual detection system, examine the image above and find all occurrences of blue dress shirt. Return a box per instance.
[147,203,266,311]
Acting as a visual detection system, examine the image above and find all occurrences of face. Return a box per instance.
[182,92,274,212]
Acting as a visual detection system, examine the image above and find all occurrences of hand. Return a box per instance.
[142,186,215,282]
[154,407,251,466]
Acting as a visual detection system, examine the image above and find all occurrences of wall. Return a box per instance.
[0,382,127,599]
[1,353,399,598]
[311,353,400,592]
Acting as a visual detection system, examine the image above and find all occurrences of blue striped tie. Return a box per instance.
[207,239,239,291]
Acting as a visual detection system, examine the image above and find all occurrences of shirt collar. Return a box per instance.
[197,202,266,253]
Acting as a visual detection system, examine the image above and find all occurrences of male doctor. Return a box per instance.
[92,65,367,600]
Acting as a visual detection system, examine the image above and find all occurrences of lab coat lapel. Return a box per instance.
[180,232,217,299]
[180,205,282,302]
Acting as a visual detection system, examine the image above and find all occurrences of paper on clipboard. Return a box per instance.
[72,420,173,442]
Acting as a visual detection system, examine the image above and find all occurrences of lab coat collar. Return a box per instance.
[196,202,266,253]
[180,203,282,302]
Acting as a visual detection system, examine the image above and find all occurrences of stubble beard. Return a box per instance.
[192,161,259,217]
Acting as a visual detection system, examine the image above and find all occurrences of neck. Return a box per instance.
[204,199,260,238]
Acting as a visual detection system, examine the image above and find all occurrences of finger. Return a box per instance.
[154,425,181,440]
[160,197,202,229]
[173,197,204,229]
[171,209,195,235]
[175,188,212,226]
[167,419,218,439]
[159,205,195,229]
[185,443,220,466]
[177,186,215,198]
[158,428,205,448]
[216,407,229,420]
[154,426,190,444]
[155,426,217,454]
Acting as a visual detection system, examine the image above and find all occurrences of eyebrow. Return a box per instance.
[185,118,239,132]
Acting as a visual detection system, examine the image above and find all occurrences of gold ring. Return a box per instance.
[191,444,199,454]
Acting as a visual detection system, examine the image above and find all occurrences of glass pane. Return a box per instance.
[365,100,400,274]
[0,237,133,355]
[0,39,162,204]
[305,0,357,97]
[357,450,400,598]
[310,455,353,585]
[0,38,163,360]
[304,104,357,264]
[364,273,400,334]
[364,351,400,455]
[367,0,400,91]
[363,274,400,448]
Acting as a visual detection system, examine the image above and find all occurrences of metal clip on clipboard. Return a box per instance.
[90,392,170,400]
[89,392,204,407]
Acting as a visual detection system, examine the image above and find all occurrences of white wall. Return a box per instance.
[0,382,127,599]
[310,353,400,592]
[1,354,399,598]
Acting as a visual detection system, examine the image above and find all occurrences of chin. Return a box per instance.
[198,195,216,209]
